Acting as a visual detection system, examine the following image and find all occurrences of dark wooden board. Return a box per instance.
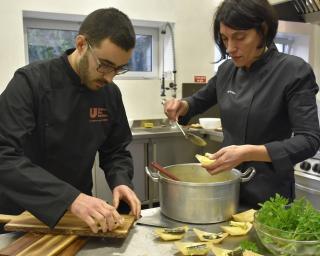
[57,237,88,256]
[0,233,87,256]
[0,233,42,256]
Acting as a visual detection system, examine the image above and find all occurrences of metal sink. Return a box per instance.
[130,118,180,134]
[132,126,179,133]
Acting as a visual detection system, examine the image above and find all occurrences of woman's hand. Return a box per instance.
[203,145,270,174]
[163,99,189,121]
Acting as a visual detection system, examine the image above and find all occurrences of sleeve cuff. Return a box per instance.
[34,186,80,229]
[106,172,134,191]
[178,98,194,125]
[265,141,294,175]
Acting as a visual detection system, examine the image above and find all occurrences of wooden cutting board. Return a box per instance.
[0,233,88,256]
[0,211,135,238]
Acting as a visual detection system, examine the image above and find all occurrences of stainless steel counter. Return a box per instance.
[198,129,223,143]
[131,128,182,139]
[132,126,223,143]
[0,208,271,256]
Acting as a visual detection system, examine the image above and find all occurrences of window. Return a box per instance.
[23,11,160,79]
[128,34,152,72]
[274,32,310,62]
[274,36,294,54]
[124,26,159,78]
[213,45,228,72]
[24,18,79,63]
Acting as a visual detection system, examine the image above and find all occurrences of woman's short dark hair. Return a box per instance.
[213,0,278,60]
[79,8,135,51]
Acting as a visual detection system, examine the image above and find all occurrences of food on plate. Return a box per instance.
[190,123,202,129]
[211,245,232,256]
[220,221,252,236]
[242,250,264,256]
[175,242,211,255]
[154,226,188,241]
[195,153,215,165]
[204,152,213,158]
[232,209,256,223]
[193,228,228,243]
[143,122,154,128]
[211,245,263,256]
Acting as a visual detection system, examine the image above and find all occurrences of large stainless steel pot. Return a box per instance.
[145,163,255,224]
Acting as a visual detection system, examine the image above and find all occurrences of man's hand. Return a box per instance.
[113,185,141,219]
[69,193,123,233]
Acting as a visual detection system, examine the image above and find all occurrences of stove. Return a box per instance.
[294,151,320,210]
[295,151,320,177]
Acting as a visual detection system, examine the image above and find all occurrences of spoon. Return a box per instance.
[175,121,207,147]
[150,162,180,181]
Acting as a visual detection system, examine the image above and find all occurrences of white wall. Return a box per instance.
[0,0,218,120]
[1,0,319,118]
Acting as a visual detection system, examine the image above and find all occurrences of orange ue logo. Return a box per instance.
[89,107,108,122]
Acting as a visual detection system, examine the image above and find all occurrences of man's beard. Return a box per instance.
[78,53,106,91]
[78,53,90,87]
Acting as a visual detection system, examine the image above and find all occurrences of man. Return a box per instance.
[0,8,141,233]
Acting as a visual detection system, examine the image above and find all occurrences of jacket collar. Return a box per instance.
[241,43,278,72]
[62,48,83,88]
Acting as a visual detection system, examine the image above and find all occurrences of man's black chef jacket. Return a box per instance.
[0,49,134,228]
[181,44,320,208]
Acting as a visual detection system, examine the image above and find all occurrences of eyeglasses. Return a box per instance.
[86,40,129,75]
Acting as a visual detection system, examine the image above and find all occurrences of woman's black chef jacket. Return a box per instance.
[181,44,320,208]
[0,49,134,228]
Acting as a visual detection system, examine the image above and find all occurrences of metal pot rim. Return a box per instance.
[158,163,242,186]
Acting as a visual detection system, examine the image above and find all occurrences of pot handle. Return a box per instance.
[240,167,256,183]
[145,166,159,183]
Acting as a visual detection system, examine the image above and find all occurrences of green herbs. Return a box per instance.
[239,240,259,253]
[257,194,320,241]
[229,241,259,256]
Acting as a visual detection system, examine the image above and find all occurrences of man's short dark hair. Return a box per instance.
[213,0,278,60]
[79,8,135,51]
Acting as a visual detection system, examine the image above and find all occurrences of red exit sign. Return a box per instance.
[194,76,206,83]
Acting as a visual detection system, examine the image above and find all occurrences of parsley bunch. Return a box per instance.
[239,240,259,252]
[256,194,320,241]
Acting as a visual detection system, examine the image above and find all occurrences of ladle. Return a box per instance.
[150,162,180,181]
[175,121,207,147]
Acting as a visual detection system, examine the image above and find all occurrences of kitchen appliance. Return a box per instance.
[294,151,320,210]
[145,163,255,224]
[273,0,320,24]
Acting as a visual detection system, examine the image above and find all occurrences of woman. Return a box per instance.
[164,0,320,208]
